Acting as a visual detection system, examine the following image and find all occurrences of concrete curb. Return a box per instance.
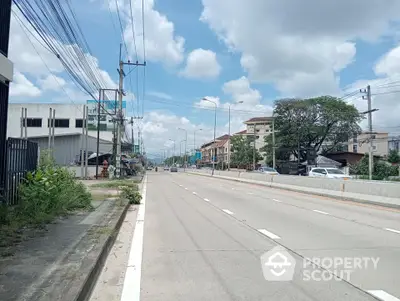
[74,202,130,301]
[187,172,400,210]
[74,176,145,301]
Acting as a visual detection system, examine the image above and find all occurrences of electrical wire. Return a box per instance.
[114,0,129,57]
[129,0,138,62]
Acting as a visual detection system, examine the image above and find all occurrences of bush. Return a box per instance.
[15,162,92,225]
[120,186,142,204]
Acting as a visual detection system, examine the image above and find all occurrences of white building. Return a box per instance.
[7,103,119,165]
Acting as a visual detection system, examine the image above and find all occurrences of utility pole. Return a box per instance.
[360,85,377,180]
[24,108,27,139]
[130,117,134,154]
[272,119,276,169]
[116,43,146,178]
[81,105,86,178]
[84,105,88,179]
[48,108,52,156]
[95,90,102,179]
[367,85,373,181]
[253,124,256,171]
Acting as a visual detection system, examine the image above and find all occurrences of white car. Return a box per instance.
[308,167,352,180]
[257,166,279,175]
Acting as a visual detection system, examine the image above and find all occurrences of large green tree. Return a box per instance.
[230,135,263,169]
[267,96,362,162]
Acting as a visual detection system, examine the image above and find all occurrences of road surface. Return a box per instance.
[119,171,400,300]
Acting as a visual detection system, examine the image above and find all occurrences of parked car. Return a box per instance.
[170,166,178,172]
[308,167,352,179]
[164,166,170,171]
[257,166,279,175]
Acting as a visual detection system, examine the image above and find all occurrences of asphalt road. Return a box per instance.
[139,171,400,301]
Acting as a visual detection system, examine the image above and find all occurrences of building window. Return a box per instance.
[371,134,376,139]
[75,119,83,128]
[353,144,358,153]
[48,118,70,128]
[23,118,42,127]
[256,135,260,139]
[256,129,260,133]
[372,145,377,151]
[353,133,357,143]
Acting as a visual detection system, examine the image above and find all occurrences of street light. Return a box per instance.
[228,101,243,170]
[169,138,176,166]
[194,128,202,165]
[178,128,188,170]
[202,97,217,175]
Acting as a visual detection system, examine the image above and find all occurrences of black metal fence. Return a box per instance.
[1,138,39,205]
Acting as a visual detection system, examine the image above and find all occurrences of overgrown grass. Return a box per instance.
[0,152,93,253]
[90,179,139,189]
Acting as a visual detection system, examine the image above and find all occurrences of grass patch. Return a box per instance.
[0,152,93,254]
[91,179,139,189]
[91,192,118,201]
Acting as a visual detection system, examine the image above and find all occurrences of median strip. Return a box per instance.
[257,229,281,240]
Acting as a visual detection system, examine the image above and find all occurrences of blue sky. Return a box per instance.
[8,0,400,153]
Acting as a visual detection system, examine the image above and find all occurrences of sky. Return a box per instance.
[8,0,400,158]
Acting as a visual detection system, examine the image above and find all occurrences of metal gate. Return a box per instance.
[2,138,39,205]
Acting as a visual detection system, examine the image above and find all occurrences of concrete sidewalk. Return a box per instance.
[0,198,130,301]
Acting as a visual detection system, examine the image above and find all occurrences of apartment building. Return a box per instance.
[348,132,389,157]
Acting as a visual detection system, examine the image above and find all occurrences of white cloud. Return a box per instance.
[9,11,117,102]
[148,91,173,100]
[9,71,41,97]
[180,48,221,79]
[38,75,66,91]
[194,96,220,108]
[200,0,400,97]
[110,0,185,66]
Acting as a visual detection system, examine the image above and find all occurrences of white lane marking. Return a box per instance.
[247,192,253,195]
[257,229,281,240]
[222,209,234,215]
[120,175,147,301]
[367,290,400,301]
[272,199,282,203]
[192,192,197,195]
[313,210,330,215]
[204,198,210,202]
[184,187,188,190]
[231,188,235,190]
[179,184,183,187]
[385,228,400,234]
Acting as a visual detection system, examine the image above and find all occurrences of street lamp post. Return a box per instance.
[202,98,217,175]
[169,139,176,166]
[178,128,188,171]
[194,128,202,166]
[228,101,243,170]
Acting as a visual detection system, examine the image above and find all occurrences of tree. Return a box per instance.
[271,96,363,162]
[230,135,263,169]
[388,149,400,164]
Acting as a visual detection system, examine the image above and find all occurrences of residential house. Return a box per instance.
[348,132,389,157]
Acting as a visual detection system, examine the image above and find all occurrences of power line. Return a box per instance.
[114,0,129,57]
[128,0,138,61]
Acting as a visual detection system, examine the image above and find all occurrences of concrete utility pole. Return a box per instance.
[367,85,373,180]
[81,105,86,178]
[202,98,217,175]
[24,108,27,139]
[116,43,146,178]
[96,90,102,179]
[272,119,276,169]
[48,108,52,154]
[253,124,256,171]
[360,85,378,181]
[84,105,88,179]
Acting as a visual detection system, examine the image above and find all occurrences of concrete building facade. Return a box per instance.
[7,103,116,165]
[348,132,389,157]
